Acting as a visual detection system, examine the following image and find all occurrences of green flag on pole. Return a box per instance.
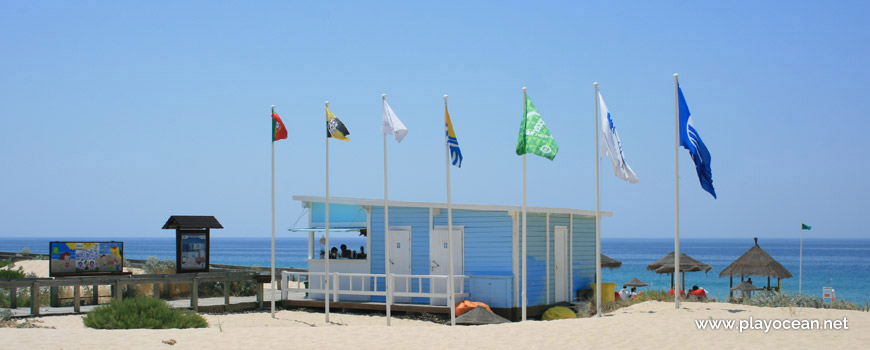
[516,94,558,160]
[802,223,812,230]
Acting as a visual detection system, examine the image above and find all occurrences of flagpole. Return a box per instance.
[521,86,528,322]
[593,83,602,317]
[799,222,803,295]
[270,105,277,318]
[382,94,392,326]
[444,95,456,326]
[324,101,331,323]
[674,73,681,309]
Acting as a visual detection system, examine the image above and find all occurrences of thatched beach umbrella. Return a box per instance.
[624,278,648,287]
[646,252,712,291]
[600,253,622,269]
[719,238,792,296]
[731,281,763,299]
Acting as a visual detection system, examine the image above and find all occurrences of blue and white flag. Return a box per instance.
[598,92,639,183]
[678,85,716,198]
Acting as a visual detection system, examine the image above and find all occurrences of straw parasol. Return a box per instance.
[624,278,648,287]
[719,238,792,294]
[600,253,622,269]
[731,281,763,299]
[646,252,712,291]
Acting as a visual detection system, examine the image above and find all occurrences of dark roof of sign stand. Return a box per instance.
[162,216,224,230]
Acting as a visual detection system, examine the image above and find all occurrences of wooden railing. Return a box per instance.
[0,271,270,316]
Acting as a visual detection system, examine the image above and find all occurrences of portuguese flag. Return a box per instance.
[272,106,288,142]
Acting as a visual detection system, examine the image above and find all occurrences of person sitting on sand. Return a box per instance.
[618,285,630,300]
[690,285,707,299]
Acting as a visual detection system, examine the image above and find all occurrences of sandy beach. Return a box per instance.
[4,260,868,349]
[0,301,866,349]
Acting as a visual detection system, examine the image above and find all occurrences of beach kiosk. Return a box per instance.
[162,216,223,273]
[284,195,609,320]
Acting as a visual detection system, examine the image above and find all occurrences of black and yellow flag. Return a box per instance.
[326,106,350,141]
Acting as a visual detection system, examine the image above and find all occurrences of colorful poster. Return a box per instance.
[50,242,123,276]
[180,234,207,270]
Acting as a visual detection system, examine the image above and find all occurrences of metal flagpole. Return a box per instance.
[382,94,392,326]
[593,83,602,317]
[521,86,528,322]
[799,222,803,295]
[270,105,277,318]
[324,101,331,323]
[444,95,456,326]
[674,74,681,309]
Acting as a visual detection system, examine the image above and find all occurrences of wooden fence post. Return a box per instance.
[223,281,230,307]
[10,287,17,309]
[30,281,39,316]
[115,280,122,302]
[50,286,59,307]
[92,285,99,305]
[74,285,81,313]
[191,278,199,312]
[153,283,160,298]
[257,282,264,309]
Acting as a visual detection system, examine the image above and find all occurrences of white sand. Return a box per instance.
[9,259,143,277]
[2,301,867,349]
[5,260,867,348]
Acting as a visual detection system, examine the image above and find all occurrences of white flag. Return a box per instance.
[599,92,639,184]
[382,99,408,142]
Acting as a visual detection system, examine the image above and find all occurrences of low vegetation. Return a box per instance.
[740,290,862,311]
[82,296,209,329]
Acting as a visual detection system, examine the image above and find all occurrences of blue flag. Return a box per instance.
[445,106,463,167]
[679,85,716,198]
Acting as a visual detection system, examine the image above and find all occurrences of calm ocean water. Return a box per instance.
[2,237,868,305]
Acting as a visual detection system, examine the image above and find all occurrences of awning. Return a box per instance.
[287,227,365,233]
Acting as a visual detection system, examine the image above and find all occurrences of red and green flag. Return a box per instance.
[272,106,288,142]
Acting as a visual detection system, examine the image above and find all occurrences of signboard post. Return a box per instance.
[162,216,223,274]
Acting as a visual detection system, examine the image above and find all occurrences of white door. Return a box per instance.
[429,226,464,306]
[554,226,569,302]
[389,228,412,303]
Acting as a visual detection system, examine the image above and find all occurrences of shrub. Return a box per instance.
[144,257,175,275]
[83,296,208,329]
[741,291,861,311]
[0,259,13,268]
[18,247,31,256]
[0,266,26,279]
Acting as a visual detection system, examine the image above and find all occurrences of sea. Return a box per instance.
[2,237,868,305]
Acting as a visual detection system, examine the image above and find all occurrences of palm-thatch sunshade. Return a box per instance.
[731,281,763,299]
[719,238,792,293]
[600,254,622,269]
[624,278,648,287]
[731,281,762,292]
[646,252,712,291]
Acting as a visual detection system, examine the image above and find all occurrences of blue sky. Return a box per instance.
[1,1,868,239]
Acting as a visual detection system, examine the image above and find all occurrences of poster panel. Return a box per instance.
[49,241,124,276]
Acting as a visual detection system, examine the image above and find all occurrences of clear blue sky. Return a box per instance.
[1,1,868,239]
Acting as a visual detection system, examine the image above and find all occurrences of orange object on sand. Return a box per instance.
[455,301,492,317]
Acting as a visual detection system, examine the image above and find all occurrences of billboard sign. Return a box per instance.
[49,241,124,276]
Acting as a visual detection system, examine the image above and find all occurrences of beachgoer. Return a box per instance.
[357,246,367,259]
[747,277,753,285]
[329,247,338,259]
[340,244,351,259]
[630,287,638,298]
[618,285,630,300]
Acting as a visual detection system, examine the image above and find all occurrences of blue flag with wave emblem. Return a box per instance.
[445,105,463,167]
[679,85,716,198]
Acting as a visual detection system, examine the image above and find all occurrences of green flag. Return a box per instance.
[801,223,812,230]
[516,94,558,160]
